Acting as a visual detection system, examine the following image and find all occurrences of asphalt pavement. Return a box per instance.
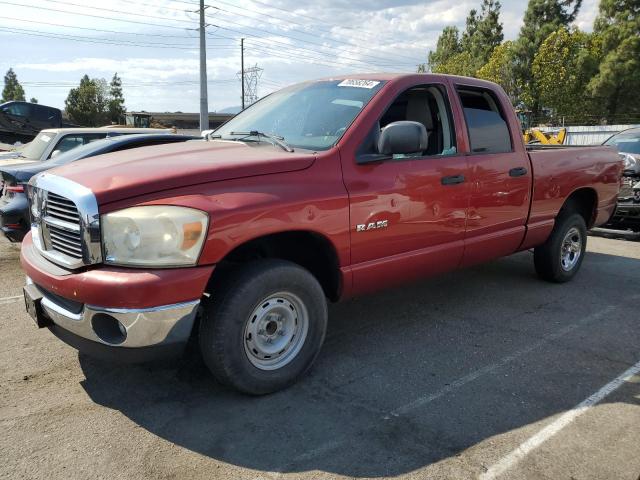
[1,234,639,480]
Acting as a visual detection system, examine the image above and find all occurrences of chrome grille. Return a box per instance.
[43,192,83,260]
[47,224,83,258]
[29,172,102,269]
[45,192,81,223]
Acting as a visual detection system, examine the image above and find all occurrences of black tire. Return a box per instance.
[534,212,587,283]
[199,259,328,395]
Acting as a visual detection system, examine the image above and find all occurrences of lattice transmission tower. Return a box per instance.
[237,64,263,109]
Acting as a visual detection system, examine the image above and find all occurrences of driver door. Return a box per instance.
[340,83,469,295]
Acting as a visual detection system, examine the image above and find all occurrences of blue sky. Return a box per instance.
[0,0,599,113]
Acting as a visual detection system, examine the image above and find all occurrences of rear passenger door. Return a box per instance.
[455,85,532,267]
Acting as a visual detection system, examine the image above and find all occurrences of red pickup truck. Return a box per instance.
[20,74,621,394]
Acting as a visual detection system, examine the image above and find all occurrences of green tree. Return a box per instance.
[29,97,38,104]
[65,75,110,127]
[532,27,602,123]
[433,51,477,76]
[461,0,504,71]
[107,72,126,123]
[513,0,583,112]
[1,68,26,102]
[587,0,640,119]
[424,26,461,72]
[423,0,503,76]
[477,41,519,104]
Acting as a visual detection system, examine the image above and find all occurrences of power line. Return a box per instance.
[205,1,424,65]
[202,10,419,68]
[1,16,202,39]
[179,0,410,54]
[205,28,412,70]
[39,0,196,25]
[8,0,419,69]
[198,0,418,65]
[0,26,238,50]
[0,1,194,31]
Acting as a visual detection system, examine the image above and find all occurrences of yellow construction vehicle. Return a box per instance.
[517,109,567,145]
[523,127,567,145]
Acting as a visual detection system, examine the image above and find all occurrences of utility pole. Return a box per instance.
[198,0,209,131]
[241,38,245,111]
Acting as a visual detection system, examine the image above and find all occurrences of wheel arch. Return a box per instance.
[209,230,342,301]
[560,187,599,228]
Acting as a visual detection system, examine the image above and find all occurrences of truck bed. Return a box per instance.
[527,145,621,229]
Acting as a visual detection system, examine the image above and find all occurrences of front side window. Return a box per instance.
[359,84,457,159]
[214,79,386,151]
[3,102,30,117]
[53,134,108,157]
[458,87,512,154]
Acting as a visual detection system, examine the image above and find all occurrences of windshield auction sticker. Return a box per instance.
[338,79,381,89]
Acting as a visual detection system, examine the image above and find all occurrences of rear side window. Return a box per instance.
[458,88,512,154]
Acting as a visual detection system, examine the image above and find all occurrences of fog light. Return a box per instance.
[91,313,127,345]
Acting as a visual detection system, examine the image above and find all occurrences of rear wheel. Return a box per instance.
[199,259,327,395]
[534,212,587,283]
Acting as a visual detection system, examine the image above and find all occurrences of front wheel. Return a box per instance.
[534,212,587,283]
[199,259,328,395]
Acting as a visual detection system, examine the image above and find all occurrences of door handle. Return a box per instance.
[509,167,528,177]
[441,174,465,185]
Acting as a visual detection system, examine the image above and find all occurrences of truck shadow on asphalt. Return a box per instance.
[77,251,640,478]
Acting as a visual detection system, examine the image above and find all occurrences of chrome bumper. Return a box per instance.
[28,279,199,348]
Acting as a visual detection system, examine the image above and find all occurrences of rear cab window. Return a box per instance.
[457,87,512,154]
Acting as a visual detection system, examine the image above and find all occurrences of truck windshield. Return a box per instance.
[214,79,386,151]
[18,131,55,160]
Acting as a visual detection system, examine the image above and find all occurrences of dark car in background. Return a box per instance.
[0,133,200,241]
[604,127,640,231]
[0,101,67,144]
[0,127,175,164]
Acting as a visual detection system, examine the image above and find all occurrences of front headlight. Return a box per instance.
[102,206,209,267]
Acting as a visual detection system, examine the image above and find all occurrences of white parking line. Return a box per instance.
[271,305,621,472]
[0,295,22,305]
[479,359,640,480]
[389,305,616,417]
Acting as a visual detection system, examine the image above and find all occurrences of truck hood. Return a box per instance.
[46,140,316,204]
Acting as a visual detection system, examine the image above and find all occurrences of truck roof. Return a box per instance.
[316,72,497,83]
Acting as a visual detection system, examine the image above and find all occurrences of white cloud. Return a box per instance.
[1,0,600,112]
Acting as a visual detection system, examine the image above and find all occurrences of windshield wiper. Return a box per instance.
[229,131,294,152]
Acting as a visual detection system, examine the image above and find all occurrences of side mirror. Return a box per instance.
[50,150,61,158]
[378,121,428,156]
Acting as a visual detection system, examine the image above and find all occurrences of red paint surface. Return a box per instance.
[23,73,622,306]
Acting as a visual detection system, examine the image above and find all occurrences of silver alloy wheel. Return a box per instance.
[560,226,582,271]
[243,292,309,371]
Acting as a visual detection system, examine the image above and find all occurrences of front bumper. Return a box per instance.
[20,232,214,362]
[29,278,199,347]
